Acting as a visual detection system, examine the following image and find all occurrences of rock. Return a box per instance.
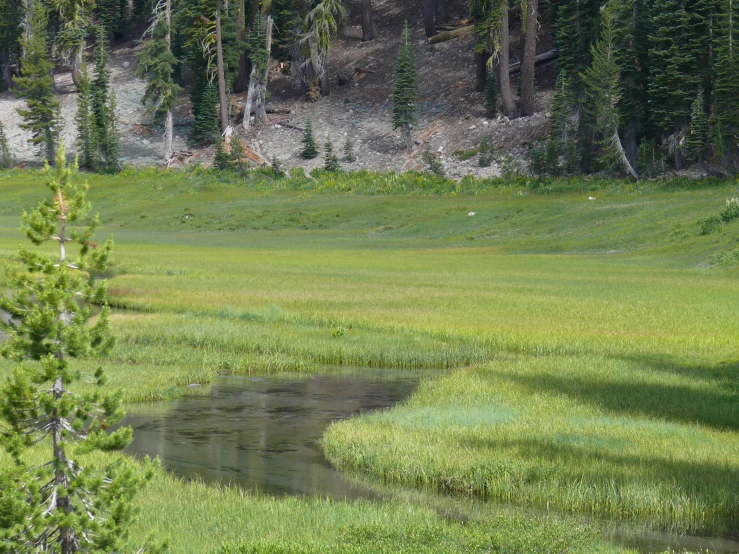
[468,125,477,130]
[482,120,489,126]
[142,138,150,145]
[437,146,444,153]
[122,61,130,68]
[545,112,551,118]
[502,116,509,123]
[468,212,475,216]
[274,124,282,129]
[588,196,596,201]
[414,139,423,145]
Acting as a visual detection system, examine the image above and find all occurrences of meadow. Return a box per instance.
[1,167,738,552]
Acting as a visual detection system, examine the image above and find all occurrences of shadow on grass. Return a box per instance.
[454,436,739,537]
[503,370,739,432]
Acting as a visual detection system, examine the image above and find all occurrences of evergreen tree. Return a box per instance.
[392,21,418,150]
[75,61,96,169]
[0,0,23,92]
[324,136,340,171]
[14,1,62,164]
[0,121,13,168]
[648,0,704,169]
[422,142,445,176]
[214,136,232,169]
[192,81,220,145]
[580,3,638,178]
[554,0,600,81]
[712,0,739,173]
[301,118,318,159]
[0,143,156,553]
[90,26,121,172]
[636,137,660,177]
[95,0,129,39]
[483,69,498,118]
[137,0,182,162]
[478,136,493,167]
[271,154,285,176]
[343,135,356,162]
[685,90,710,169]
[548,71,578,172]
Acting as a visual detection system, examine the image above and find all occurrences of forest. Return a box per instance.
[0,0,737,178]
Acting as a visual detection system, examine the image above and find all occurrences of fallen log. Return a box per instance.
[427,25,474,44]
[276,120,305,132]
[266,107,291,115]
[508,49,558,73]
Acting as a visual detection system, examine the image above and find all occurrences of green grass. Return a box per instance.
[1,168,739,550]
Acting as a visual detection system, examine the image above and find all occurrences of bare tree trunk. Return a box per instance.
[519,0,537,116]
[403,122,412,149]
[435,0,448,25]
[0,49,14,90]
[164,0,173,162]
[320,56,330,96]
[361,0,377,41]
[216,0,229,133]
[423,0,436,38]
[612,128,638,179]
[243,15,272,129]
[498,0,517,119]
[624,122,637,166]
[474,51,490,92]
[70,48,82,89]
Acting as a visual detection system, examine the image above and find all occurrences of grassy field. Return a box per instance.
[1,167,738,551]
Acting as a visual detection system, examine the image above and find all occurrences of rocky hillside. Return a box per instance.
[0,0,558,177]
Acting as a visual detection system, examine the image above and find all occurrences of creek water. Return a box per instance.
[122,369,420,499]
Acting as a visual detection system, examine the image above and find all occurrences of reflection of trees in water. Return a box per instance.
[124,373,419,498]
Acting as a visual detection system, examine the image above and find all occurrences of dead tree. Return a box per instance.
[361,0,377,41]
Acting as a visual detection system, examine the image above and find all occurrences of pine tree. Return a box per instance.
[271,154,285,176]
[91,25,121,172]
[685,90,710,169]
[0,0,23,92]
[137,0,182,162]
[0,143,156,553]
[636,137,659,177]
[13,1,61,164]
[554,0,600,81]
[422,142,445,176]
[648,0,704,169]
[343,136,356,162]
[580,3,638,179]
[75,61,97,169]
[0,121,13,168]
[712,0,739,173]
[192,82,220,145]
[478,136,493,167]
[483,69,498,118]
[392,21,418,150]
[301,118,318,159]
[548,71,578,173]
[324,136,340,171]
[214,136,232,169]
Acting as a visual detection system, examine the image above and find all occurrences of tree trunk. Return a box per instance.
[612,128,638,179]
[70,48,83,89]
[498,0,517,119]
[423,0,436,38]
[320,57,330,96]
[519,0,538,116]
[0,48,13,90]
[624,122,638,166]
[435,0,448,25]
[256,16,272,119]
[402,122,412,149]
[216,0,229,133]
[234,0,249,92]
[361,0,377,41]
[474,51,490,92]
[164,0,173,162]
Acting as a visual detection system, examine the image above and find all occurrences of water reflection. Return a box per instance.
[123,370,420,499]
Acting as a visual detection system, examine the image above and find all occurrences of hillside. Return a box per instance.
[0,0,556,176]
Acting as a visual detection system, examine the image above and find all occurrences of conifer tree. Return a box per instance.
[137,0,182,163]
[0,0,23,91]
[392,21,418,150]
[324,136,340,171]
[192,82,220,145]
[712,0,739,173]
[343,136,356,162]
[548,71,578,172]
[0,121,13,168]
[580,3,638,179]
[214,136,232,169]
[422,142,445,176]
[14,0,62,164]
[301,118,318,159]
[648,0,703,169]
[0,142,156,553]
[483,69,498,118]
[91,25,121,172]
[554,0,600,82]
[685,90,710,169]
[75,61,96,170]
[478,136,493,167]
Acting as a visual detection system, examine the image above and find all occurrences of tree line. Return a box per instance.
[1,0,737,177]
